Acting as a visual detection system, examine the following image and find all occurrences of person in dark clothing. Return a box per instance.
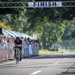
[14,37,22,61]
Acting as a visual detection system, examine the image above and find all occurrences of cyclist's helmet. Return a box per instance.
[16,37,20,41]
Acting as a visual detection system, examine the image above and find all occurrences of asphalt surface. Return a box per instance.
[0,52,75,75]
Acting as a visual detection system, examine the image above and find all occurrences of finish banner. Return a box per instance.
[28,2,62,8]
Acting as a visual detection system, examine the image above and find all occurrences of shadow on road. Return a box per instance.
[57,63,75,75]
[62,71,75,75]
[58,71,75,75]
[26,54,75,59]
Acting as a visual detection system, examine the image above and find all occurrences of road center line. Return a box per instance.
[30,70,42,75]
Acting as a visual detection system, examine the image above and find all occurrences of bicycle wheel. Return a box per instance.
[16,48,20,64]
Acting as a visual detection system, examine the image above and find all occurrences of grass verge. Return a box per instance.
[39,49,61,54]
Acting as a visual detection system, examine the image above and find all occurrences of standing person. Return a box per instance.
[14,37,22,61]
[2,36,7,50]
[28,41,33,57]
[23,39,29,57]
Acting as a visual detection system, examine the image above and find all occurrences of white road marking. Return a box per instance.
[54,58,68,65]
[64,58,67,60]
[54,61,59,64]
[30,70,42,75]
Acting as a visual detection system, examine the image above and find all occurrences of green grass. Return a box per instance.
[39,49,61,54]
[59,49,75,52]
[39,49,75,54]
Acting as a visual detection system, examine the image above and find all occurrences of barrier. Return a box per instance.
[0,42,39,62]
[22,44,29,57]
[22,43,39,58]
[0,43,14,62]
[0,50,9,62]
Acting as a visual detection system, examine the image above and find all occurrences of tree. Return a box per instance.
[0,21,12,30]
[62,20,75,40]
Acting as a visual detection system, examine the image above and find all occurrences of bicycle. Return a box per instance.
[15,47,20,64]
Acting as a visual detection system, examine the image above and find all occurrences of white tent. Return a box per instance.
[22,33,33,39]
[7,30,20,37]
[14,31,33,39]
[2,29,15,38]
[2,29,33,39]
[14,31,25,38]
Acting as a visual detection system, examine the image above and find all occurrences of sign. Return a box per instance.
[28,1,62,8]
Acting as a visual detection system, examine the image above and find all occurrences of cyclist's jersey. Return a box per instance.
[14,39,22,50]
[14,40,22,44]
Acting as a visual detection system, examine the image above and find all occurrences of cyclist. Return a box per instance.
[14,37,22,61]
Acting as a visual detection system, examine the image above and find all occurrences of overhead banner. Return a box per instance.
[28,1,62,8]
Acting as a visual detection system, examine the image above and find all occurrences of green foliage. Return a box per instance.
[0,9,27,32]
[0,0,75,48]
[71,30,75,38]
[0,21,12,30]
[45,22,65,43]
[62,20,75,40]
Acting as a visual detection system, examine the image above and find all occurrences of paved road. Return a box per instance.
[0,53,75,75]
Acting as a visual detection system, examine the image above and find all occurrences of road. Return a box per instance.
[0,53,75,75]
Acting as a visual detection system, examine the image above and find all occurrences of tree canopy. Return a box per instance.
[0,0,75,48]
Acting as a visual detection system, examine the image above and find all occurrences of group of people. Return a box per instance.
[14,37,39,61]
[0,35,39,61]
